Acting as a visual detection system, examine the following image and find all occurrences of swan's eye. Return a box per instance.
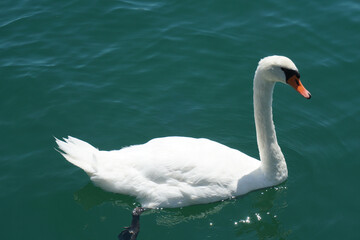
[281,67,300,82]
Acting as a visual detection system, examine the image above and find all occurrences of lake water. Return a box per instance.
[1,0,359,239]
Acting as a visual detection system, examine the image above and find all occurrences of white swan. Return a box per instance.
[56,55,311,209]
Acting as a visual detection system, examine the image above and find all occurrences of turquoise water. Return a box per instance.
[1,0,359,239]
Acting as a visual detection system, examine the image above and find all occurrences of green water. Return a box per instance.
[1,0,359,239]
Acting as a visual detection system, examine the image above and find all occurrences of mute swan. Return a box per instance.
[56,55,311,209]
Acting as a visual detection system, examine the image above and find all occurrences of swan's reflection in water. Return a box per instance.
[233,186,291,239]
[74,182,135,210]
[74,182,289,239]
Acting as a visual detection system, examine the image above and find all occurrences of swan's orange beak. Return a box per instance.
[287,76,311,99]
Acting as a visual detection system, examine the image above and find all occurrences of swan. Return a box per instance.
[56,55,311,209]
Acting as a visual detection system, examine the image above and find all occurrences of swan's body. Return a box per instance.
[56,55,311,208]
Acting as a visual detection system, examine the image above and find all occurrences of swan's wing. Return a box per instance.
[90,137,260,208]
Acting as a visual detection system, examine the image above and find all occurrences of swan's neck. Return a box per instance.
[253,73,288,183]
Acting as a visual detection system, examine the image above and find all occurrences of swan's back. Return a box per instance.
[57,136,260,208]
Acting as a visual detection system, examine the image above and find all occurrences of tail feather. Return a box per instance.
[55,136,98,175]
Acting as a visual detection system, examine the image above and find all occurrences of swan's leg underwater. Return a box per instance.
[118,207,145,240]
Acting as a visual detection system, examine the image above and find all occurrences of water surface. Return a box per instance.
[1,0,359,239]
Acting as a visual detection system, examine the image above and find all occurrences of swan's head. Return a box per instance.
[256,55,311,99]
